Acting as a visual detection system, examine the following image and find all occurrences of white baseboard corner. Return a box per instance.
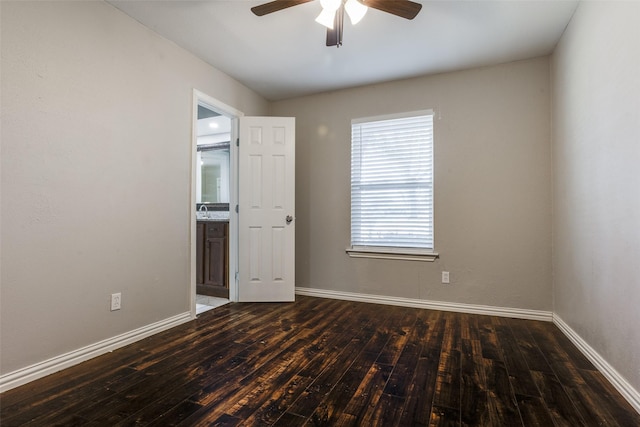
[295,287,553,322]
[553,315,640,414]
[295,287,639,413]
[0,311,192,393]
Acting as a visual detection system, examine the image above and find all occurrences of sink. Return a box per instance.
[196,211,230,221]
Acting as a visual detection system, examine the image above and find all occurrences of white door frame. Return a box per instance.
[190,90,244,317]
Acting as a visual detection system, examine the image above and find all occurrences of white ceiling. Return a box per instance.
[197,115,231,138]
[107,0,579,101]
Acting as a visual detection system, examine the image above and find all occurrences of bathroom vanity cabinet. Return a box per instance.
[196,221,228,298]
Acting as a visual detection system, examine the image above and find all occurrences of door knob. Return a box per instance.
[286,215,293,224]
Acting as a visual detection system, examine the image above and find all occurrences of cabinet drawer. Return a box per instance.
[206,222,226,238]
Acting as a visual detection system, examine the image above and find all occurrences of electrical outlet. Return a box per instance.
[442,271,450,284]
[111,293,122,311]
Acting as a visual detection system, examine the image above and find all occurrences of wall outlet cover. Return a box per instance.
[442,271,450,284]
[111,293,122,311]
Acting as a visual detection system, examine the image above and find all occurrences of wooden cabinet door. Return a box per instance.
[197,222,228,298]
[204,236,225,286]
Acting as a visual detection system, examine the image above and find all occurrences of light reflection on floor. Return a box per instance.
[196,295,229,314]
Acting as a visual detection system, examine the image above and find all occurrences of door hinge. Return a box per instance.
[236,138,239,147]
[235,204,239,213]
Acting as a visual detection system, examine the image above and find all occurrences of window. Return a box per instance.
[347,110,437,261]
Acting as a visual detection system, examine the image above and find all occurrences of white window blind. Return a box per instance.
[351,110,434,250]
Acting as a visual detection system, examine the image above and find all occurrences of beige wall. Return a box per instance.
[0,1,268,374]
[552,1,640,394]
[271,57,553,310]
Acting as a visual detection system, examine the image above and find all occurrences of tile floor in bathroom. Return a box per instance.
[196,295,229,314]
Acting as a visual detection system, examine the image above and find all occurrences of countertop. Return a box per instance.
[196,211,229,222]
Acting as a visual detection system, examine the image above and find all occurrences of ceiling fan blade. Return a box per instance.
[326,6,344,47]
[361,0,422,20]
[251,0,314,17]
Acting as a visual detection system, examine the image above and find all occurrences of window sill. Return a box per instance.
[346,247,439,262]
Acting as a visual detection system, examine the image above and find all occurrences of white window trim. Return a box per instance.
[346,246,439,262]
[351,109,434,125]
[349,109,436,260]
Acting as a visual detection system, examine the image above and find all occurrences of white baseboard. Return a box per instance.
[5,291,637,416]
[553,315,640,414]
[295,287,553,321]
[296,287,640,413]
[0,312,193,393]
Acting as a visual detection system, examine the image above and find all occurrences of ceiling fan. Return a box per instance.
[251,0,422,47]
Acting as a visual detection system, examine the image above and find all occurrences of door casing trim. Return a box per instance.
[191,90,244,316]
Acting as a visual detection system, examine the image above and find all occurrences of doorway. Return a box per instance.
[191,90,243,316]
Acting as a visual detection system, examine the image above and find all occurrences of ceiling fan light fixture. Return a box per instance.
[315,7,336,29]
[344,0,367,25]
[252,0,423,47]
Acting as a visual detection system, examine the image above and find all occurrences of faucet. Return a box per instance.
[198,204,208,218]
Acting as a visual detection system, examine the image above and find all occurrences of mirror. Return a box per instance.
[197,144,230,203]
[196,103,231,206]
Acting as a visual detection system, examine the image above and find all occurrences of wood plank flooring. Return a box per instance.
[1,295,638,426]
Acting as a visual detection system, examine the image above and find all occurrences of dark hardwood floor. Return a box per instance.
[1,295,638,426]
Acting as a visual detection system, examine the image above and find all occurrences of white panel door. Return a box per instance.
[238,117,295,302]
